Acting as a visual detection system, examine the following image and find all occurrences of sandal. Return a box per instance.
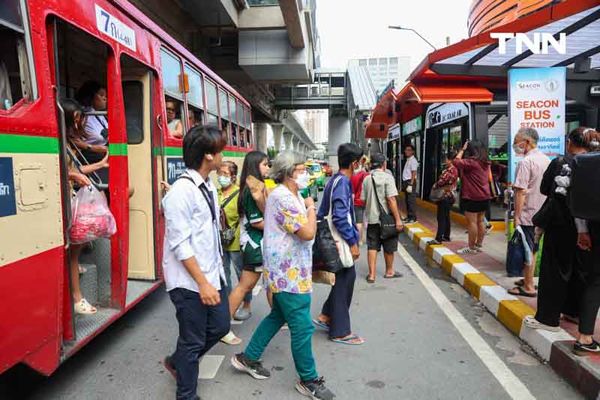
[74,298,97,315]
[220,331,242,345]
[515,279,538,289]
[507,286,537,298]
[384,271,403,279]
[313,319,330,331]
[330,334,365,346]
[366,276,375,284]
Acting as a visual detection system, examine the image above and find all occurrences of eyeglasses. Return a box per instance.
[166,108,176,112]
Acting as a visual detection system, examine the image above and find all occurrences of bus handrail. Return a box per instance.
[54,86,73,246]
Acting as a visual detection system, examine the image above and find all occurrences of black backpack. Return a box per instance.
[569,152,600,222]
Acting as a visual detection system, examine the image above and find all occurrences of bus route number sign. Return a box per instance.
[167,158,186,185]
[95,4,137,51]
[0,157,17,217]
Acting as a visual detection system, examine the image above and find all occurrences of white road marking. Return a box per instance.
[397,244,536,400]
[198,355,224,379]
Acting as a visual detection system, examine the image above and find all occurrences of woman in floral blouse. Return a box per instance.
[231,151,335,400]
[430,150,459,245]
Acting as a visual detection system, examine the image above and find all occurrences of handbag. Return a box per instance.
[312,176,351,273]
[429,186,445,202]
[371,175,398,240]
[220,189,240,247]
[312,270,336,285]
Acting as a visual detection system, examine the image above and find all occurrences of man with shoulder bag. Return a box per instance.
[313,143,365,346]
[361,153,404,284]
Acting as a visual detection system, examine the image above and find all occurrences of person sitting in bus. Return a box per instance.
[62,98,109,315]
[188,107,200,129]
[166,98,183,139]
[74,81,109,184]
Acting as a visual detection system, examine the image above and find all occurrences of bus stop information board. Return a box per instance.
[508,67,566,182]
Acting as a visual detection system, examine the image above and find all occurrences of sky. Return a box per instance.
[316,0,473,74]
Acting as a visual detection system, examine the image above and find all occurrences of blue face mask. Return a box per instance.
[218,175,232,188]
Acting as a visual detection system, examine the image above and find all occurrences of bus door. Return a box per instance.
[50,18,121,342]
[120,55,158,289]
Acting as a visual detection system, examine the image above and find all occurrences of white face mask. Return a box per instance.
[294,171,310,190]
[217,176,231,188]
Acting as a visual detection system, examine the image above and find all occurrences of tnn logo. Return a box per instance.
[490,33,567,55]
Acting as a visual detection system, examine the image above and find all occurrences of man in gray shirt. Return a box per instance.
[361,153,404,283]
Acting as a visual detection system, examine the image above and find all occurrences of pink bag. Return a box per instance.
[70,185,117,244]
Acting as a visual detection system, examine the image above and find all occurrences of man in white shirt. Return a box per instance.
[162,125,230,400]
[402,144,419,223]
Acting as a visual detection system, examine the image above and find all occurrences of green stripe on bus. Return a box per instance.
[162,147,249,158]
[0,134,59,154]
[108,143,128,156]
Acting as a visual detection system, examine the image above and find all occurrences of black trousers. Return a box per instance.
[535,226,579,327]
[402,180,417,220]
[322,266,356,338]
[435,199,452,241]
[169,287,230,400]
[577,222,600,335]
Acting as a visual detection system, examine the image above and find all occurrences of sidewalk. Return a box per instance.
[402,199,600,399]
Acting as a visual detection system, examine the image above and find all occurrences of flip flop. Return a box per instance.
[330,334,365,346]
[508,286,537,298]
[366,276,375,284]
[384,271,403,279]
[312,319,330,331]
[515,279,538,289]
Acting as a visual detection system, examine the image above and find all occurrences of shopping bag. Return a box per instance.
[70,185,117,244]
[505,229,525,277]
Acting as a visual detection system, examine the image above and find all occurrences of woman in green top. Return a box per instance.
[223,151,270,346]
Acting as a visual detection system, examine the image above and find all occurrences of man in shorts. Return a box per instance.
[361,153,404,283]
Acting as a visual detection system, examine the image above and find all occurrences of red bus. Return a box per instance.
[0,0,253,376]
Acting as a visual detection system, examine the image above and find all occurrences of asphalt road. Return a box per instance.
[0,188,583,400]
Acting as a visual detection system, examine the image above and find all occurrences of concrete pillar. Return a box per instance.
[272,124,283,153]
[283,131,293,151]
[255,123,268,154]
[292,137,300,153]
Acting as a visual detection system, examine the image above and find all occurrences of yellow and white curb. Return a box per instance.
[404,222,575,361]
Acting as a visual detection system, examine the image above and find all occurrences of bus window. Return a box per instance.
[122,81,143,144]
[165,96,183,138]
[160,48,184,137]
[229,94,240,147]
[205,79,218,126]
[0,1,35,110]
[185,65,203,113]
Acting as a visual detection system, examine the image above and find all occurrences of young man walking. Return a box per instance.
[314,143,365,345]
[362,153,404,283]
[162,125,231,400]
[402,144,419,223]
[508,127,550,298]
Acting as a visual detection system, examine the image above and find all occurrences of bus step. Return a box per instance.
[79,263,98,306]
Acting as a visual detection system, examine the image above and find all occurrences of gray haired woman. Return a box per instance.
[231,151,335,400]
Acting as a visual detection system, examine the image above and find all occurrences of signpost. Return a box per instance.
[508,67,566,182]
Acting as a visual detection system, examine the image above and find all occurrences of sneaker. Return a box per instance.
[231,353,271,380]
[220,331,242,345]
[163,356,177,380]
[573,340,600,356]
[441,237,451,242]
[428,240,442,246]
[457,247,478,255]
[295,377,335,400]
[523,316,560,332]
[234,308,252,321]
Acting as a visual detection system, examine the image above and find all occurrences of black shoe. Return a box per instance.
[573,340,600,356]
[442,237,451,242]
[231,353,271,380]
[405,218,417,224]
[428,239,442,245]
[296,377,335,400]
[163,356,176,380]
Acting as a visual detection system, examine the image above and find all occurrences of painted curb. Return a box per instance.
[402,222,576,362]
